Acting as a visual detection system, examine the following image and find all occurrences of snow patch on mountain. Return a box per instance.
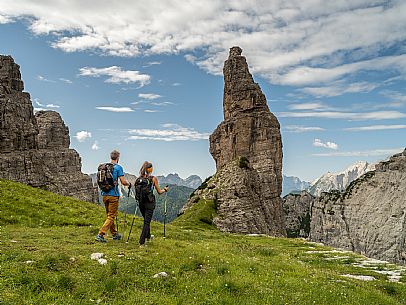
[308,161,376,196]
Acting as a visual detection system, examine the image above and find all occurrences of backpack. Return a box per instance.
[134,176,154,202]
[97,163,117,192]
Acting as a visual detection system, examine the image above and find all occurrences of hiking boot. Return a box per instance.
[146,235,154,242]
[95,234,107,243]
[113,233,122,240]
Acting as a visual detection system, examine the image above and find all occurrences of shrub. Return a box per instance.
[198,176,213,190]
[238,156,249,169]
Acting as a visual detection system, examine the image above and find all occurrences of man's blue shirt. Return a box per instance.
[101,163,124,197]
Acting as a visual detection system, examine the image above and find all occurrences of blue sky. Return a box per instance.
[1,1,405,182]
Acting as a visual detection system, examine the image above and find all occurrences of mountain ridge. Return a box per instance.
[308,160,376,196]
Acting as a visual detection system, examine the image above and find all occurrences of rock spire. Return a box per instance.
[184,47,285,236]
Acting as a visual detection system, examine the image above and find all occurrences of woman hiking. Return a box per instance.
[136,161,168,246]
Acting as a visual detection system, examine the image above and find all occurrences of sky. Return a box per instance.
[0,0,405,182]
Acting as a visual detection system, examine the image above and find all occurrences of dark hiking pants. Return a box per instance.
[139,201,154,245]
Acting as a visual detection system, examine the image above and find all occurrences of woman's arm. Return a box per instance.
[152,176,168,195]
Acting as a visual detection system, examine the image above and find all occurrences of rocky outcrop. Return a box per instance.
[36,111,70,149]
[0,55,97,202]
[184,47,285,236]
[309,149,406,264]
[283,191,314,238]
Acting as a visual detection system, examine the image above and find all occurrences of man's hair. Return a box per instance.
[110,150,120,161]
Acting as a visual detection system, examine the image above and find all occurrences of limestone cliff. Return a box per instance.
[283,191,314,238]
[309,149,406,264]
[183,47,285,236]
[0,55,97,202]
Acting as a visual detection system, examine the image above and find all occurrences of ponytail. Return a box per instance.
[139,161,153,177]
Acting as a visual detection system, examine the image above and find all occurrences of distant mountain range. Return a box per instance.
[308,161,376,196]
[156,173,202,189]
[282,175,310,197]
[283,161,376,197]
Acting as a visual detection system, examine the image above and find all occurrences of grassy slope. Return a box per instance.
[1,179,406,305]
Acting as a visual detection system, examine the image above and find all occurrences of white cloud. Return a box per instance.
[36,75,56,83]
[34,99,60,109]
[312,148,404,157]
[128,124,209,141]
[75,131,92,142]
[2,0,406,90]
[150,101,174,106]
[274,55,406,87]
[79,66,150,86]
[301,81,380,98]
[380,90,406,104]
[96,106,134,112]
[172,83,182,86]
[284,125,325,133]
[59,78,73,84]
[144,109,161,113]
[313,138,338,150]
[33,107,47,113]
[278,111,406,120]
[143,61,161,67]
[45,104,59,108]
[92,141,100,150]
[0,14,12,24]
[138,93,162,100]
[288,102,331,111]
[344,125,406,131]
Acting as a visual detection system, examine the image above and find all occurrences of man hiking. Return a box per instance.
[135,161,168,247]
[95,150,131,243]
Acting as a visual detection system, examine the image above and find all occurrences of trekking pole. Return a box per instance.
[123,184,132,240]
[164,187,168,238]
[126,201,139,244]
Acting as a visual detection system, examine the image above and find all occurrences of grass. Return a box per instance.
[1,179,406,304]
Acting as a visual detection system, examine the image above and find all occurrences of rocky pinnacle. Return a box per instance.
[207,47,285,236]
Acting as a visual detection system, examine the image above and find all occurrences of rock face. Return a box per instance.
[184,47,285,235]
[0,56,38,152]
[283,191,314,238]
[0,55,97,202]
[309,149,406,264]
[36,111,70,149]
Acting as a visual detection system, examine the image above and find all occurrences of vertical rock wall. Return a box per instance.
[0,55,97,202]
[309,149,406,264]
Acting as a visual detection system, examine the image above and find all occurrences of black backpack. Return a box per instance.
[97,163,117,192]
[134,176,153,202]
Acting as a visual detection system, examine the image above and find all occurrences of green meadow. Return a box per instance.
[1,179,406,305]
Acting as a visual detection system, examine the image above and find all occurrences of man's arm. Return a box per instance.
[119,175,130,186]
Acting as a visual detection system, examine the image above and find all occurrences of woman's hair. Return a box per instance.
[139,161,153,177]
